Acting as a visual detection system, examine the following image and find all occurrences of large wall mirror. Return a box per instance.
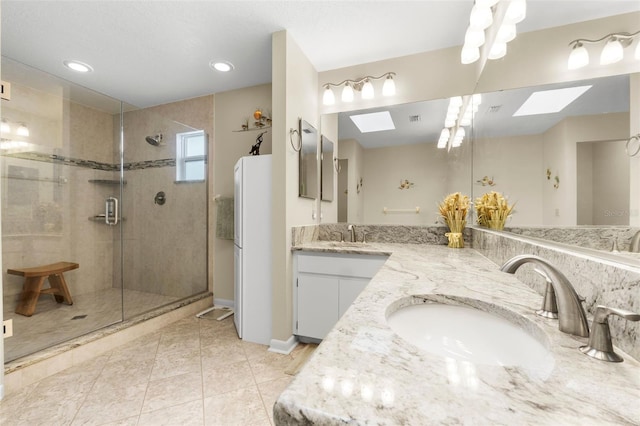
[299,119,318,199]
[333,101,472,225]
[321,135,334,202]
[472,74,631,228]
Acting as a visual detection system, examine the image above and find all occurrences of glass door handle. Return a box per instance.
[105,197,119,226]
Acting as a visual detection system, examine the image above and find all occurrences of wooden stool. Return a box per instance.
[8,261,78,317]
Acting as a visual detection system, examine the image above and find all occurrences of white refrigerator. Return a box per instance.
[233,155,272,345]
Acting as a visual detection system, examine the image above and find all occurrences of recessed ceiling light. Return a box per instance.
[513,85,592,116]
[210,60,234,72]
[63,60,93,73]
[349,111,395,133]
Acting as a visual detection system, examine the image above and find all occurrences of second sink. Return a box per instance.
[387,297,555,376]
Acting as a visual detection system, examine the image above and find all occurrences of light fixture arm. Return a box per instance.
[323,72,396,91]
[569,30,640,47]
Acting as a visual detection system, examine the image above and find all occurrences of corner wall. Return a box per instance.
[271,31,319,344]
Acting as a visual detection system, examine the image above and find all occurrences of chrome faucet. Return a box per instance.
[629,230,640,253]
[347,224,356,242]
[500,255,590,337]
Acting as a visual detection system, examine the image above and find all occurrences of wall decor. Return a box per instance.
[546,168,552,180]
[398,179,414,190]
[235,108,272,132]
[476,175,496,186]
[554,175,560,189]
[249,131,267,156]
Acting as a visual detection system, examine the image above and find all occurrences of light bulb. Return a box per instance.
[382,75,396,96]
[342,84,354,102]
[488,42,507,60]
[465,27,485,48]
[504,0,526,24]
[461,45,480,64]
[322,86,335,106]
[17,124,29,137]
[1,120,10,134]
[469,5,493,30]
[600,37,624,65]
[444,118,456,128]
[361,79,374,99]
[495,23,517,44]
[568,42,589,70]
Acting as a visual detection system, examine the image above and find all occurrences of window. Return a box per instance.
[176,130,206,182]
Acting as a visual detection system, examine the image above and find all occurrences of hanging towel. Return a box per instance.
[216,197,234,240]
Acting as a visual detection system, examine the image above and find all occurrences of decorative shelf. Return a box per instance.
[233,125,271,133]
[88,179,127,185]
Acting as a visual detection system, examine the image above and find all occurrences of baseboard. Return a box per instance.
[269,335,298,355]
[213,298,234,308]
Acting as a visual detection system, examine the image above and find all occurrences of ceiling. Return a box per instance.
[2,0,639,110]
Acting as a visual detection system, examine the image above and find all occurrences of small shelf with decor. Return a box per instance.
[233,108,272,132]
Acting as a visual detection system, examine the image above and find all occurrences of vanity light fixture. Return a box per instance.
[438,94,481,151]
[460,0,527,65]
[460,0,526,65]
[63,60,93,73]
[322,72,396,106]
[567,30,640,70]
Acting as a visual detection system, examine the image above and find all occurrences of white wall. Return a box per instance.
[320,114,338,223]
[630,73,640,227]
[362,143,448,225]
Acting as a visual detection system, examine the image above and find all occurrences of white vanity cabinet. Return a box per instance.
[293,251,388,340]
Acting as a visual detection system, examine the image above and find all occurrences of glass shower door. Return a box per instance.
[1,57,125,362]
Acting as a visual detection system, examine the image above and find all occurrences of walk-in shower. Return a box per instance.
[1,57,209,363]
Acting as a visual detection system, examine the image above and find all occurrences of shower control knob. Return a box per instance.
[154,191,166,205]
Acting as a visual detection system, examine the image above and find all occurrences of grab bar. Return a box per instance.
[383,206,420,214]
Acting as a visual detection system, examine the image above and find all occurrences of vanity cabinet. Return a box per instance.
[293,251,387,340]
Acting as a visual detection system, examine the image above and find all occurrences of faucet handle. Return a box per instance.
[533,268,558,319]
[580,305,640,362]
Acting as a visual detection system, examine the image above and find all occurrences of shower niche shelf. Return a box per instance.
[88,179,127,185]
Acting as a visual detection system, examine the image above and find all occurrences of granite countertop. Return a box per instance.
[275,242,640,425]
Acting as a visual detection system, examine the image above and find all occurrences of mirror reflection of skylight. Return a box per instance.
[513,86,593,116]
[349,111,395,133]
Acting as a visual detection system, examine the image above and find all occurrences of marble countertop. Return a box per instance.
[275,242,640,425]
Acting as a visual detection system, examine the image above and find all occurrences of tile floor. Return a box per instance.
[0,310,299,425]
[4,288,179,362]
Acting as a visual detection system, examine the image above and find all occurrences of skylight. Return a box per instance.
[513,85,592,116]
[349,111,395,133]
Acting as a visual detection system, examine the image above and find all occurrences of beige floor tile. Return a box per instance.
[257,376,293,425]
[242,341,271,361]
[97,416,140,426]
[71,381,148,426]
[141,371,203,414]
[107,333,161,364]
[200,339,247,366]
[202,360,255,398]
[93,357,155,389]
[203,386,270,426]
[138,399,204,426]
[248,351,293,384]
[149,346,202,381]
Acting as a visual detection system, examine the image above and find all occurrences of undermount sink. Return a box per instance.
[387,298,555,375]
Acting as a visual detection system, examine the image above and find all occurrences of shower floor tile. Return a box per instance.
[0,310,299,426]
[3,288,179,362]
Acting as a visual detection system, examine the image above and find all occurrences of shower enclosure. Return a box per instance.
[1,57,209,363]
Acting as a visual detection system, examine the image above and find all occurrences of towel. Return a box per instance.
[215,197,234,240]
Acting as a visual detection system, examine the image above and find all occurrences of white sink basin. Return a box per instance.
[387,300,554,375]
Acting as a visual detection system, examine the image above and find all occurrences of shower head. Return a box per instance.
[145,133,163,146]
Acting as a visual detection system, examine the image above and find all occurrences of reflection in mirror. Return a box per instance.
[335,101,472,225]
[299,119,318,199]
[472,74,630,228]
[321,135,334,202]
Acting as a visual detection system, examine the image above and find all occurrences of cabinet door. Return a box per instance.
[338,277,370,318]
[297,274,339,340]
